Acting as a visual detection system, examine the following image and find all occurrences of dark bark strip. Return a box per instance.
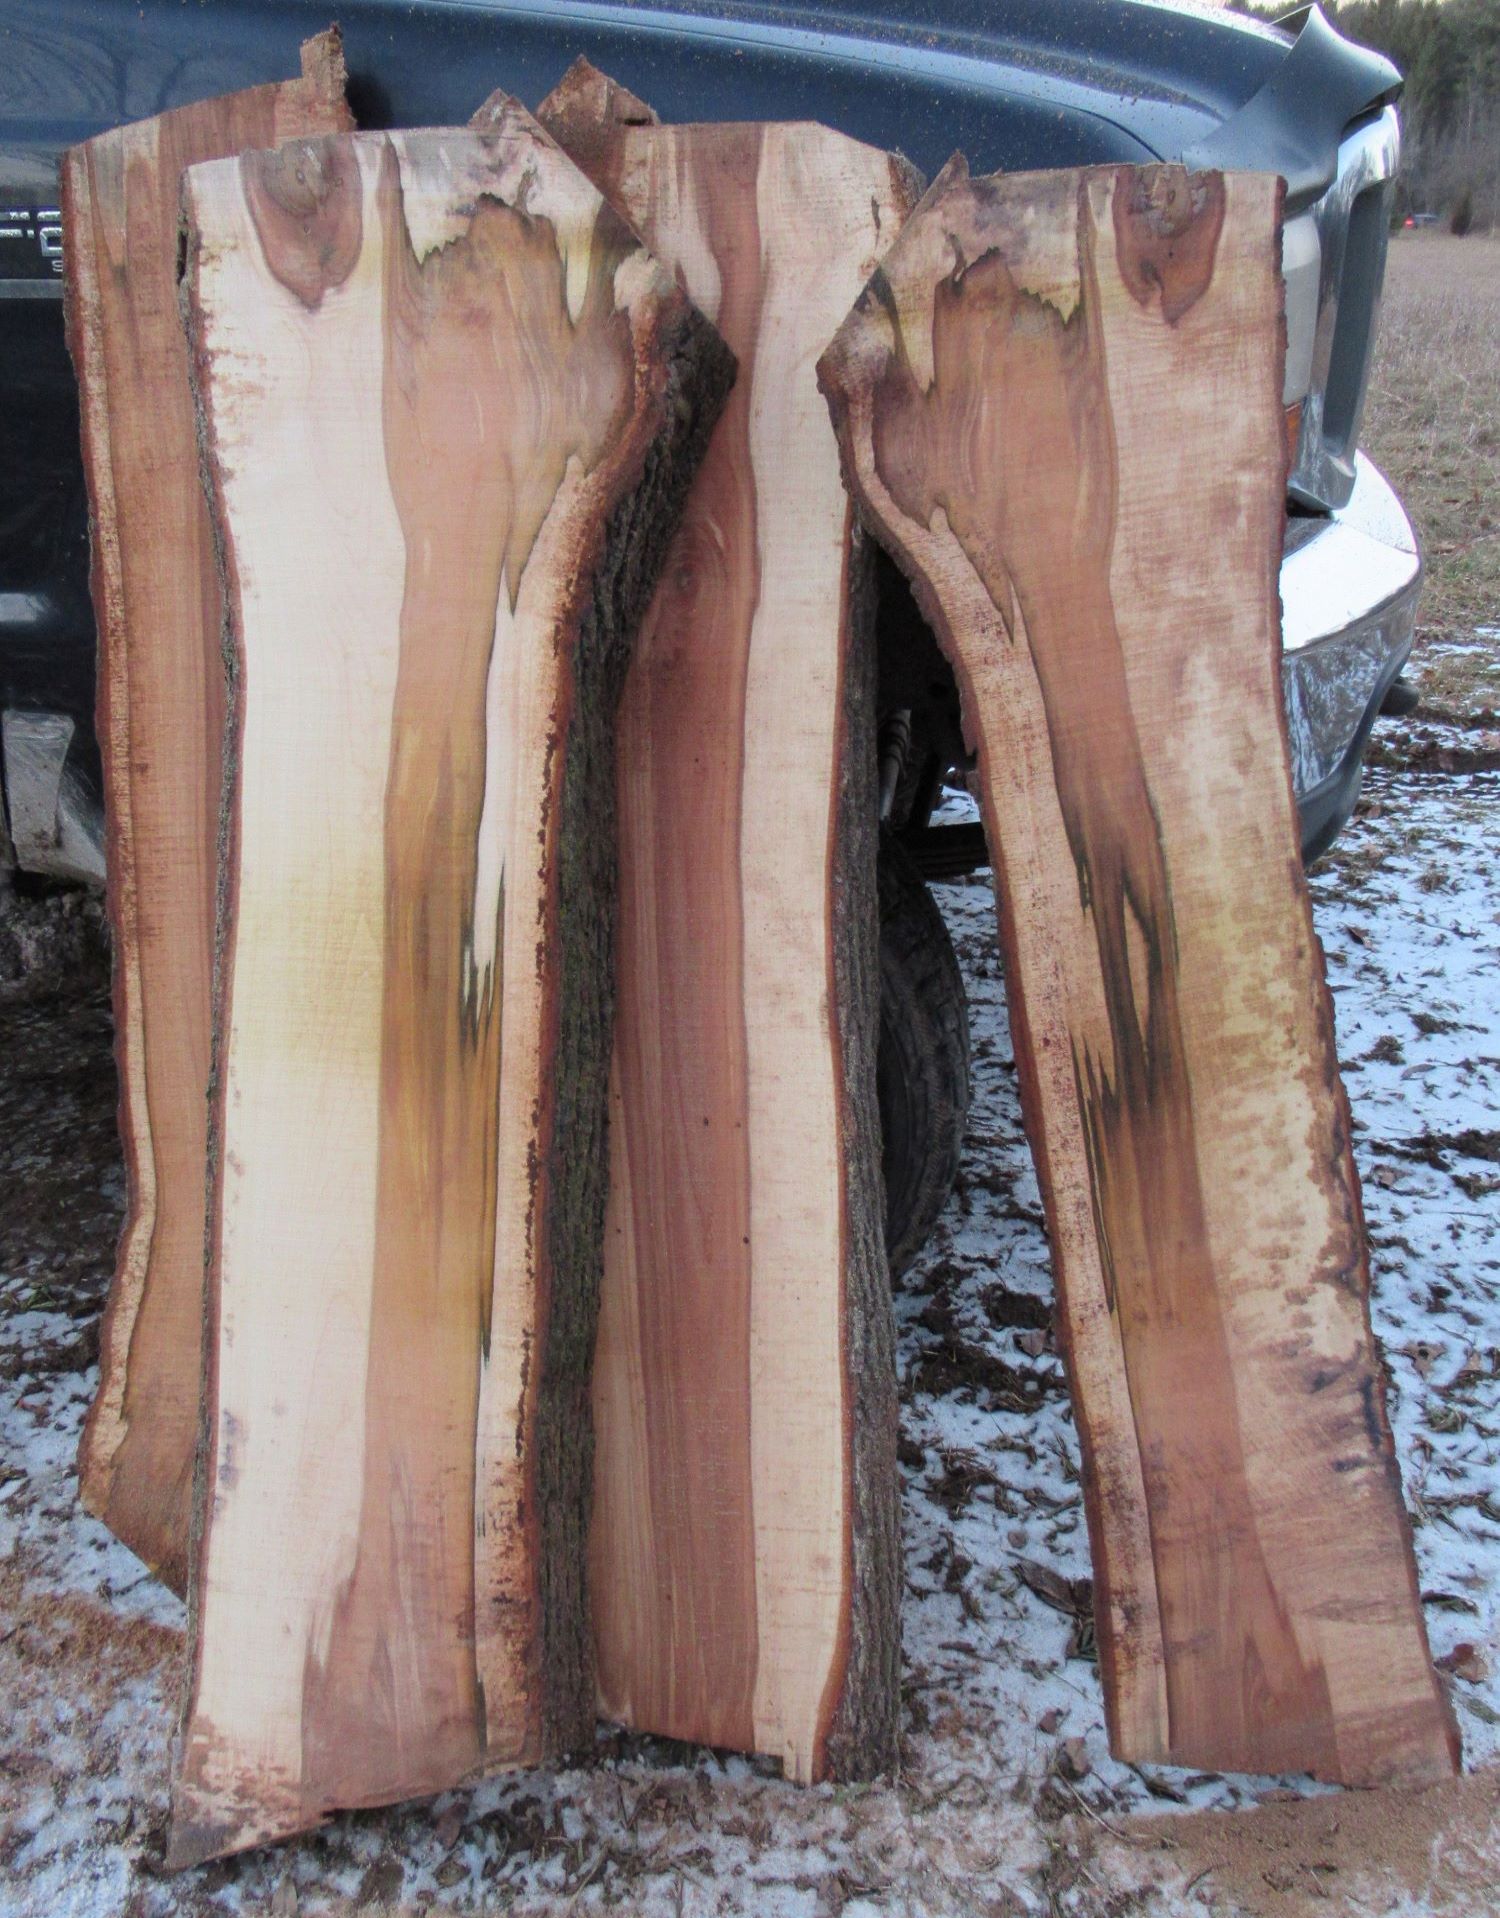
[819,523,898,1779]
[533,305,736,1761]
[542,76,911,1781]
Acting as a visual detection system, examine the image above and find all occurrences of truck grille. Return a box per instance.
[1288,106,1400,513]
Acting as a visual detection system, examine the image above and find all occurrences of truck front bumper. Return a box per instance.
[1283,452,1419,861]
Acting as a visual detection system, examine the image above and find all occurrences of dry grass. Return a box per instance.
[1362,231,1500,715]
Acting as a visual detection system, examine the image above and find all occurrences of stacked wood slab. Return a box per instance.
[63,30,352,1597]
[817,156,1459,1787]
[62,39,1456,1867]
[69,69,734,1862]
[536,62,914,1784]
[166,105,734,1863]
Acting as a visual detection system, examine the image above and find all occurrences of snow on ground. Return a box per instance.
[1,717,1497,1915]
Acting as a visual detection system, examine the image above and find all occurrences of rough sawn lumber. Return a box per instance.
[168,104,731,1865]
[534,62,914,1782]
[818,158,1459,1786]
[62,30,352,1594]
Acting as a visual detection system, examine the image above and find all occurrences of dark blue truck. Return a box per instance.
[0,0,1422,1261]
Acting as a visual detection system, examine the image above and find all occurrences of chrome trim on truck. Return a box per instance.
[1280,454,1417,849]
[1280,206,1321,405]
[1289,106,1400,512]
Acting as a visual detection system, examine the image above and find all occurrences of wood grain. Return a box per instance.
[62,31,351,1594]
[537,64,914,1783]
[818,159,1460,1786]
[167,106,731,1865]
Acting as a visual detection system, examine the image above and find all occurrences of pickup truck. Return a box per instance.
[0,0,1422,1267]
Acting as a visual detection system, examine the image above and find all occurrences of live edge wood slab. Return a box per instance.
[167,106,731,1866]
[535,63,916,1783]
[818,159,1459,1786]
[62,30,351,1595]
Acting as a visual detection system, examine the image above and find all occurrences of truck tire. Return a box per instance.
[877,833,971,1277]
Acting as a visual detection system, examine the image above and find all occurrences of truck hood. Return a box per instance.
[401,0,1402,192]
[1182,5,1402,210]
[3,1,1401,206]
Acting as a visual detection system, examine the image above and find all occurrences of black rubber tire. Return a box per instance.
[877,833,971,1277]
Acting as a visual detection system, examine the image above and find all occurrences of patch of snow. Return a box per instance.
[929,783,981,828]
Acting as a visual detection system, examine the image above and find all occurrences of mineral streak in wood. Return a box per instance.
[818,160,1459,1786]
[537,64,910,1784]
[62,31,351,1594]
[168,108,730,1865]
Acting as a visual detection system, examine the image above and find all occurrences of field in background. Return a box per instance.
[1364,231,1500,724]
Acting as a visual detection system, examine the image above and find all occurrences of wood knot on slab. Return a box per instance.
[242,138,362,309]
[1112,166,1225,325]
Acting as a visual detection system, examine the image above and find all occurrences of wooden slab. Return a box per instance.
[535,64,915,1783]
[63,32,352,1593]
[167,106,732,1866]
[818,159,1459,1786]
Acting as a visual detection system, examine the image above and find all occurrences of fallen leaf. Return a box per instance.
[1016,1558,1078,1615]
[355,1856,404,1910]
[1402,1339,1445,1379]
[1436,1642,1491,1684]
[1027,1564,1091,1629]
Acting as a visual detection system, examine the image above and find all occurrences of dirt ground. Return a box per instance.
[0,242,1497,1918]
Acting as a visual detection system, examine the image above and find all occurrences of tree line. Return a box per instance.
[1229,0,1499,227]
